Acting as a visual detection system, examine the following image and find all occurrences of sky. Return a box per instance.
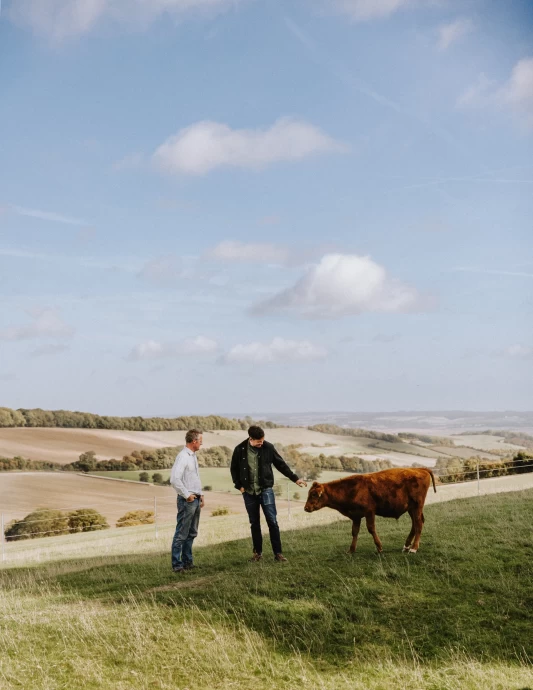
[0,0,532,416]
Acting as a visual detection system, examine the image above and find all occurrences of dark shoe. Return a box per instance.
[274,554,288,562]
[172,567,185,573]
[249,553,263,562]
[183,563,196,570]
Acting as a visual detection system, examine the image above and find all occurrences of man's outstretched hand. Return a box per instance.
[296,479,307,488]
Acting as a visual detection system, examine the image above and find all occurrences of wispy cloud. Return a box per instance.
[453,267,533,279]
[138,255,186,286]
[7,204,90,227]
[252,253,428,319]
[282,15,459,148]
[207,241,290,264]
[497,344,533,360]
[29,343,70,358]
[221,337,327,364]
[127,336,219,361]
[8,0,246,41]
[328,0,419,22]
[152,118,347,175]
[458,57,533,129]
[437,17,473,51]
[112,152,144,172]
[0,309,74,342]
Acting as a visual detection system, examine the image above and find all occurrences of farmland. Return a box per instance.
[1,426,525,467]
[1,485,533,689]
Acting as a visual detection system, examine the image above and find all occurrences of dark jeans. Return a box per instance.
[243,488,282,556]
[171,496,201,569]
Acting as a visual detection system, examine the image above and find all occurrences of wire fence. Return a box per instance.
[2,460,533,566]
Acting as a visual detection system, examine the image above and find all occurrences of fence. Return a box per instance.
[2,460,533,567]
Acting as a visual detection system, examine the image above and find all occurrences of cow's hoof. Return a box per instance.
[402,546,410,553]
[408,548,418,554]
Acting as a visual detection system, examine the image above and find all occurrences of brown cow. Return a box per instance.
[304,467,436,554]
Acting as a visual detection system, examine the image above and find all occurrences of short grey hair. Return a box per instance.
[185,429,202,444]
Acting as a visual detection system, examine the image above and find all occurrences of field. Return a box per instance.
[0,472,250,527]
[1,486,533,689]
[0,427,454,465]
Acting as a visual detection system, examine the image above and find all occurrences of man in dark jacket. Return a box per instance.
[231,425,307,562]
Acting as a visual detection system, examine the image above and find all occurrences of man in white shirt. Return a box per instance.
[170,429,204,573]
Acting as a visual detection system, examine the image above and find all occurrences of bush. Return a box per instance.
[139,472,150,482]
[68,509,109,533]
[293,492,301,501]
[5,509,70,541]
[152,473,163,484]
[116,510,155,528]
[202,485,213,491]
[273,484,282,497]
[211,506,230,516]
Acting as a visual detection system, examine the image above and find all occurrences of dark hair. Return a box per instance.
[248,425,265,440]
[185,429,203,444]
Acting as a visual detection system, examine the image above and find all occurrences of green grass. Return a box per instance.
[1,490,533,689]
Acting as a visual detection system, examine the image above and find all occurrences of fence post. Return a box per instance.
[1,513,5,563]
[287,482,291,519]
[477,460,480,496]
[154,497,158,538]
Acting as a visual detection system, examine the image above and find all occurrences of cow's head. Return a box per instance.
[304,482,327,512]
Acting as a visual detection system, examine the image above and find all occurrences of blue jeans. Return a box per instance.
[171,496,201,569]
[243,488,282,556]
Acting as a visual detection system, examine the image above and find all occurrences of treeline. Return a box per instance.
[0,406,280,432]
[308,424,401,444]
[398,432,455,447]
[0,456,65,472]
[274,444,393,481]
[457,430,533,450]
[434,451,533,483]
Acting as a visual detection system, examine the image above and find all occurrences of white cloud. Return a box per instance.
[437,18,473,51]
[329,0,418,21]
[502,344,533,360]
[222,337,327,364]
[458,57,533,129]
[8,0,244,40]
[0,309,74,341]
[252,253,425,319]
[152,118,346,175]
[207,241,290,264]
[500,58,533,129]
[128,336,218,361]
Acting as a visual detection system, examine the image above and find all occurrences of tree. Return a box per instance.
[75,451,99,473]
[5,509,69,541]
[116,510,155,528]
[152,473,163,484]
[139,472,150,482]
[68,509,109,533]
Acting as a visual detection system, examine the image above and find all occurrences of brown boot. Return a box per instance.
[249,552,262,562]
[274,553,288,562]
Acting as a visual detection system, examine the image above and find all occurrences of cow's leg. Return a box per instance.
[402,519,416,552]
[407,509,424,553]
[348,517,361,553]
[365,514,383,553]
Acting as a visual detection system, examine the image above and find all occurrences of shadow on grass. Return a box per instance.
[2,491,533,665]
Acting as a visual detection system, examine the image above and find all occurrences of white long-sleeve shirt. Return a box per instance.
[170,447,203,499]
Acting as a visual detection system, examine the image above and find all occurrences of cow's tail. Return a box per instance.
[426,468,437,493]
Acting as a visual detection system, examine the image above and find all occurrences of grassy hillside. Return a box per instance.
[1,490,533,689]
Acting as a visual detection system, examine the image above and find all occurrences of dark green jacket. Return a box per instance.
[230,439,299,492]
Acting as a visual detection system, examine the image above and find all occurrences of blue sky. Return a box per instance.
[0,0,532,415]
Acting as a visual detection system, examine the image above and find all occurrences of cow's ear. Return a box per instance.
[311,481,318,487]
